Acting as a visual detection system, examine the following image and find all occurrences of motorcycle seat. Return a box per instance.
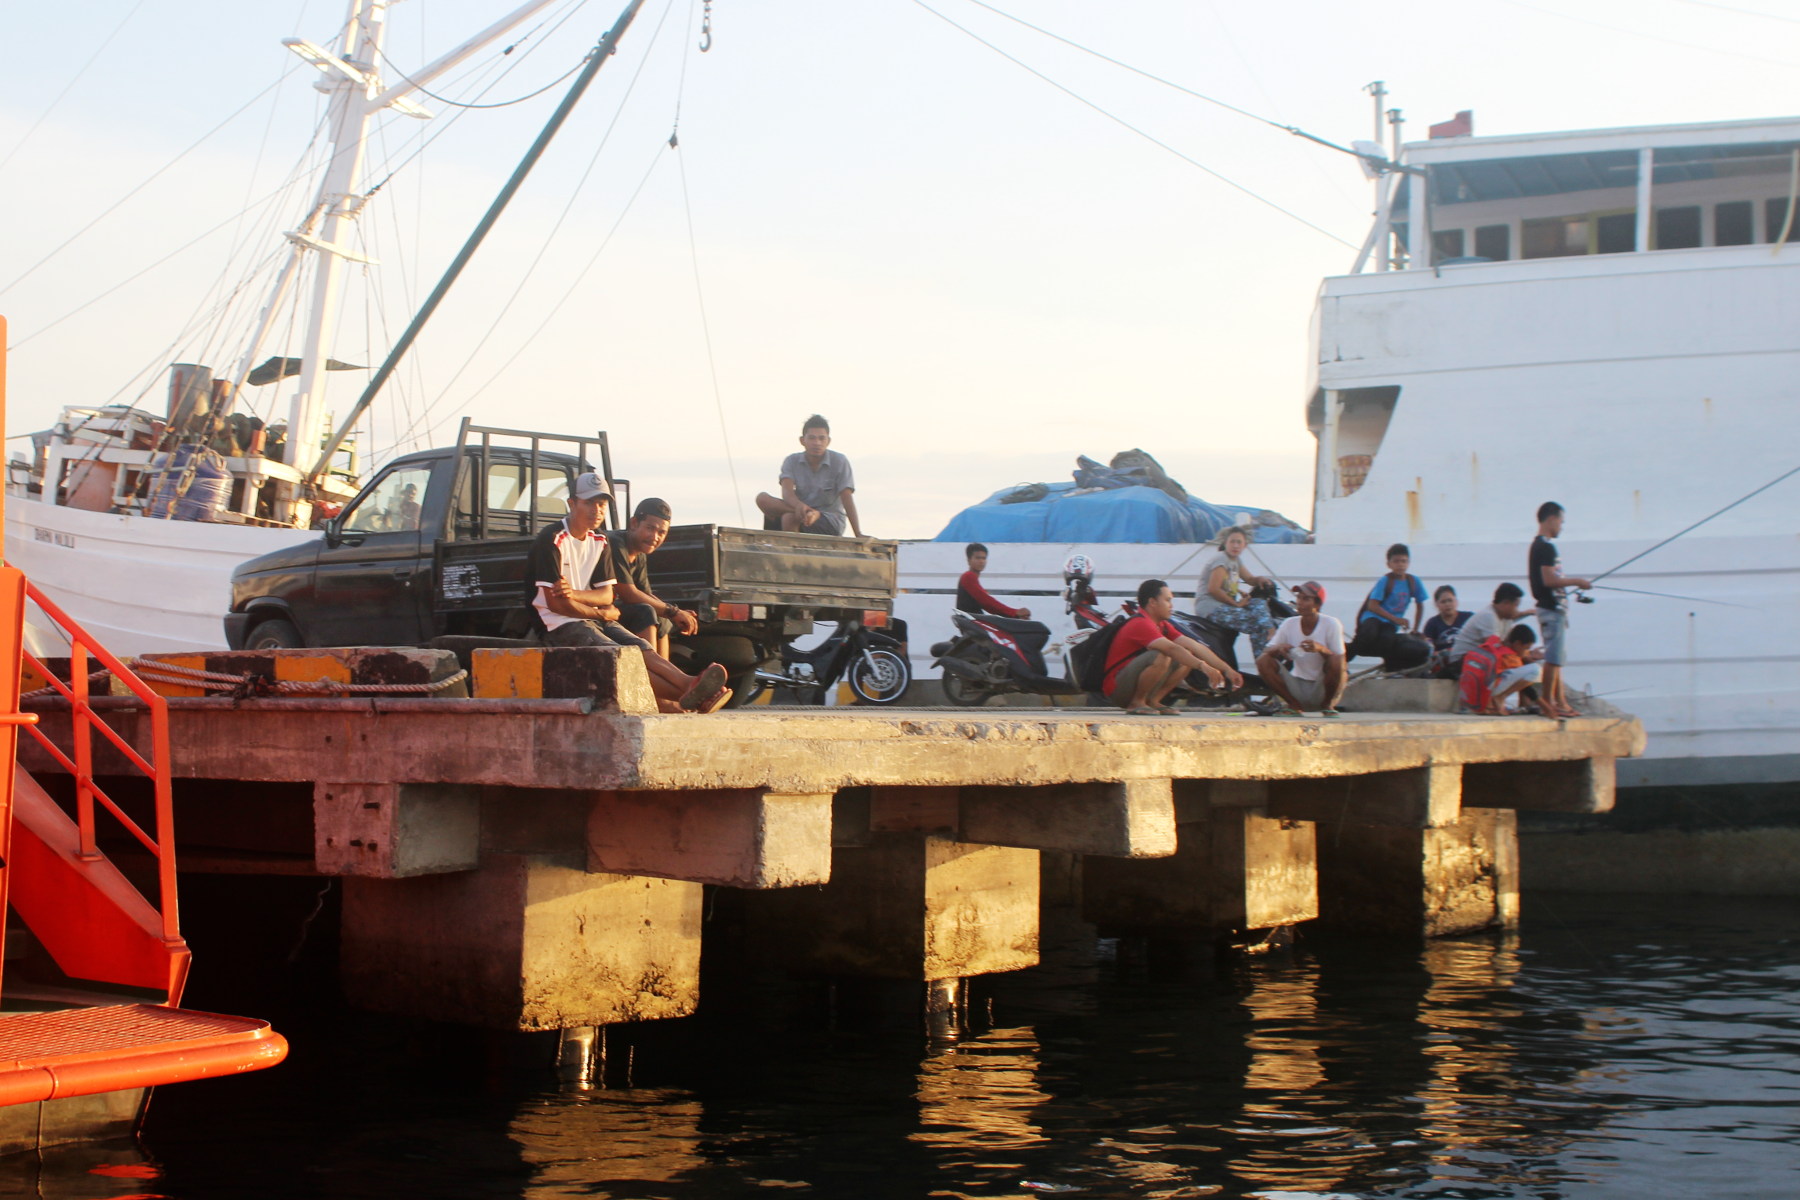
[972,614,1050,635]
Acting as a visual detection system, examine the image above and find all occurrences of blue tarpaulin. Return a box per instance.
[934,481,1309,545]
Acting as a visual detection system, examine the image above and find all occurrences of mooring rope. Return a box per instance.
[126,658,469,698]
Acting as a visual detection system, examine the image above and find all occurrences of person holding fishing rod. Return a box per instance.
[1529,501,1594,719]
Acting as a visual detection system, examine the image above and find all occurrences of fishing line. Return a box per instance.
[1590,460,1800,583]
[1588,584,1754,610]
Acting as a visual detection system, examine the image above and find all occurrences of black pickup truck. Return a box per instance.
[224,422,898,696]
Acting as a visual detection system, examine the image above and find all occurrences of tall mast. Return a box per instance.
[251,0,568,516]
[283,0,388,480]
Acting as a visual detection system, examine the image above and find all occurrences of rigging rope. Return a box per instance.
[395,0,684,452]
[673,0,745,523]
[0,0,149,175]
[0,74,294,298]
[908,0,1357,249]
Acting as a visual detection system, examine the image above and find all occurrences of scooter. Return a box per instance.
[931,610,1084,706]
[745,617,912,706]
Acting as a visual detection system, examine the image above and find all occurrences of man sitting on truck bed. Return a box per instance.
[754,414,862,537]
[610,496,699,658]
[528,473,731,713]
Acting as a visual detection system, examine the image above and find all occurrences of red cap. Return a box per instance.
[1297,580,1327,603]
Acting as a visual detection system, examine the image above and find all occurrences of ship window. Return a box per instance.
[1766,197,1797,242]
[1715,200,1754,246]
[1655,205,1702,250]
[1522,216,1585,258]
[1596,212,1636,254]
[1474,224,1510,260]
[1431,229,1465,264]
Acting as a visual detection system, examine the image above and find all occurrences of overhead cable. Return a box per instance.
[909,0,1357,249]
[949,0,1390,171]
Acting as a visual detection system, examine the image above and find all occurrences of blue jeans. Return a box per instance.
[1200,601,1278,658]
[1536,608,1568,667]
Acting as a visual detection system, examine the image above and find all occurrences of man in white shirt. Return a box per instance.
[1256,581,1347,716]
[527,472,730,712]
[1446,582,1535,670]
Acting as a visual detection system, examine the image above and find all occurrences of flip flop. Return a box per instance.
[695,686,733,714]
[1275,705,1304,717]
[678,662,729,711]
[1126,705,1160,716]
[1154,704,1183,715]
[1320,707,1341,717]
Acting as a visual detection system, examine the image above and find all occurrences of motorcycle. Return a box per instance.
[744,617,912,706]
[930,609,1084,706]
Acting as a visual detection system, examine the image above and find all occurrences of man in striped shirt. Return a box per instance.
[526,473,730,712]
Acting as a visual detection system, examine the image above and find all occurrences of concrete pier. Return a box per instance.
[22,645,1643,1032]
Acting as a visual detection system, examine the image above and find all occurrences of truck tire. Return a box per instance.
[246,617,304,650]
[848,649,910,705]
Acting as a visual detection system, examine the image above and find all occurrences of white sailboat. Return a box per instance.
[5,0,643,655]
[898,113,1800,790]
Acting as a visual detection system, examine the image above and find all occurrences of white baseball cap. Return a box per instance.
[573,471,613,503]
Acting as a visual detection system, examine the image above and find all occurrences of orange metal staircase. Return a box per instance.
[0,319,285,1131]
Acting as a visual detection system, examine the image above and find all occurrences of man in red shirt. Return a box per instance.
[1103,579,1240,714]
[955,543,1031,620]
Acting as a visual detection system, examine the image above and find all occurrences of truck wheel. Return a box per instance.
[247,618,303,650]
[848,649,910,705]
[941,674,992,707]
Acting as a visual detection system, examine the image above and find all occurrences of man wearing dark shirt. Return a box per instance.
[1529,501,1593,718]
[955,543,1031,620]
[525,473,728,712]
[609,497,699,658]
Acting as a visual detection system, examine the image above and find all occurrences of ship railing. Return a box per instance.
[14,576,178,946]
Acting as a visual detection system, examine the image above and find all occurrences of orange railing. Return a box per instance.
[16,578,179,951]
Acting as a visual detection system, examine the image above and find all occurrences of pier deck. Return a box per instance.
[21,646,1644,1032]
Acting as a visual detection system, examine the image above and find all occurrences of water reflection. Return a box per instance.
[19,894,1796,1199]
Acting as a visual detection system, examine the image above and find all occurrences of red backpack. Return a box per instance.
[1458,635,1506,712]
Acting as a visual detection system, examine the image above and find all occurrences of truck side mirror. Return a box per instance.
[322,515,342,547]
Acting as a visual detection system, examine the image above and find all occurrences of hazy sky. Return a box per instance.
[4,0,1796,537]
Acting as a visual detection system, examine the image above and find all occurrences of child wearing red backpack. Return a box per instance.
[1459,625,1543,715]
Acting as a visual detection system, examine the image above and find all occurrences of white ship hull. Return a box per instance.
[5,494,315,657]
[895,532,1799,790]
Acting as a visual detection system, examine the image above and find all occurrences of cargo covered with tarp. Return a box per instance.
[932,451,1309,545]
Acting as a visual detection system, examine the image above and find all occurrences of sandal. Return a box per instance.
[1275,705,1304,717]
[1320,707,1341,717]
[678,662,729,712]
[1154,704,1183,715]
[695,686,733,714]
[1126,705,1160,716]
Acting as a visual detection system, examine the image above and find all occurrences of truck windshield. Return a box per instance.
[345,465,432,534]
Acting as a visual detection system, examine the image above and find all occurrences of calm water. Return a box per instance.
[14,893,1800,1200]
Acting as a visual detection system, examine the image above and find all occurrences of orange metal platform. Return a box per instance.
[0,1004,287,1106]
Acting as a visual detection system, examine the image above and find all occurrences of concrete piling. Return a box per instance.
[16,663,1643,1033]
